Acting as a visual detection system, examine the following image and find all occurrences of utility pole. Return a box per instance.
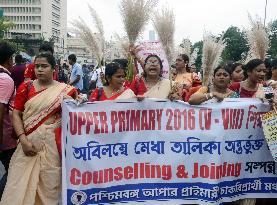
[264,0,268,27]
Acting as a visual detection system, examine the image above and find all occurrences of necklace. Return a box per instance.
[108,86,122,95]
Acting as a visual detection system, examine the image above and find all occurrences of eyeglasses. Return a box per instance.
[145,60,159,65]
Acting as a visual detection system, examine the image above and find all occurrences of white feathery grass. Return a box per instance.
[88,4,105,58]
[119,0,158,44]
[71,17,102,63]
[153,6,175,64]
[190,47,199,65]
[178,38,191,57]
[114,33,130,58]
[245,14,270,62]
[201,34,226,86]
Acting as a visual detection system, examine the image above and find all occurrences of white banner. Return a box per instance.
[62,99,277,205]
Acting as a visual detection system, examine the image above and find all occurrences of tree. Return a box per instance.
[268,19,277,58]
[0,17,14,39]
[221,26,248,62]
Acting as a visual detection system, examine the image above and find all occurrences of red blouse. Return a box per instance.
[229,82,260,98]
[14,81,77,111]
[89,87,127,102]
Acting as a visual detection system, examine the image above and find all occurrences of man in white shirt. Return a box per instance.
[90,66,105,88]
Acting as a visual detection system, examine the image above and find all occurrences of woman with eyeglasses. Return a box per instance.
[129,54,181,100]
[88,62,135,101]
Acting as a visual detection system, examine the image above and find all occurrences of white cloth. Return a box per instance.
[90,67,105,88]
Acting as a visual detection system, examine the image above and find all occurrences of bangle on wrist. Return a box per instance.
[205,93,209,100]
[209,92,214,99]
[18,133,25,138]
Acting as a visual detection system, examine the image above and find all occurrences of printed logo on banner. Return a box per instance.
[71,191,87,205]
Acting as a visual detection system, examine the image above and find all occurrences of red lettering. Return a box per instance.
[99,112,108,133]
[124,166,133,179]
[174,109,181,130]
[156,109,163,130]
[114,167,123,181]
[199,108,212,130]
[141,110,149,130]
[82,171,92,185]
[78,112,86,135]
[93,112,100,134]
[85,112,93,134]
[148,110,156,130]
[188,109,195,130]
[70,168,81,185]
[111,111,118,133]
[166,109,173,130]
[69,112,77,135]
[130,110,140,131]
[118,111,125,132]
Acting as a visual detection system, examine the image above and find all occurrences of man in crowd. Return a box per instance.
[0,42,18,198]
[68,54,83,93]
[11,54,26,88]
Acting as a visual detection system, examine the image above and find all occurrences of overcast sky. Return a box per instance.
[67,0,277,44]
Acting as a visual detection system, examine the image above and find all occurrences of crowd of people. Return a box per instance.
[0,39,276,205]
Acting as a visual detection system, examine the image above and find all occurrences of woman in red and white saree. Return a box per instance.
[89,62,135,102]
[0,53,77,205]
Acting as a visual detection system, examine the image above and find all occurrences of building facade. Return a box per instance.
[67,36,95,65]
[0,0,67,54]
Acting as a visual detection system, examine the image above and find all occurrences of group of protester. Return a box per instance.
[0,38,276,205]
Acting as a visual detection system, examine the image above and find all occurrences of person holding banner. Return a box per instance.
[129,54,181,100]
[188,66,238,105]
[229,59,266,98]
[89,62,135,101]
[0,53,78,205]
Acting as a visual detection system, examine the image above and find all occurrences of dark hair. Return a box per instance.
[68,54,77,62]
[35,53,56,69]
[213,65,232,77]
[180,54,189,62]
[0,42,15,65]
[272,59,277,70]
[144,54,163,77]
[113,59,128,69]
[179,54,190,72]
[244,59,264,72]
[15,54,23,64]
[39,43,54,54]
[105,62,124,85]
[264,58,272,69]
[227,62,243,74]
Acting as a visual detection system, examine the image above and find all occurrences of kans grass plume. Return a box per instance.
[114,33,130,58]
[244,14,270,62]
[120,0,158,44]
[71,18,103,63]
[190,47,199,65]
[153,6,175,64]
[178,38,191,57]
[88,4,105,62]
[119,0,158,82]
[202,34,226,87]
